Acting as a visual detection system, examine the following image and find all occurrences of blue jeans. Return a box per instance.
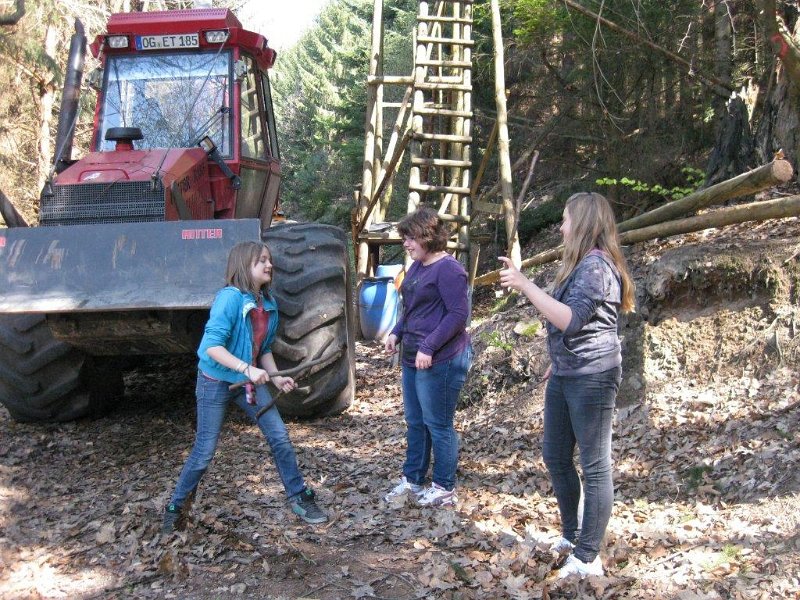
[169,372,306,508]
[543,366,621,563]
[401,345,472,491]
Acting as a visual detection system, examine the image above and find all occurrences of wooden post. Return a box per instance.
[378,86,412,222]
[470,119,499,198]
[356,0,385,281]
[490,0,520,267]
[458,1,473,264]
[408,5,428,215]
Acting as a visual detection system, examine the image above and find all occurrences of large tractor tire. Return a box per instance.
[0,315,123,422]
[262,223,356,418]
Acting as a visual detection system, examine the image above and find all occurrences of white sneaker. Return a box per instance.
[550,536,576,554]
[383,476,423,503]
[417,482,456,507]
[557,554,604,579]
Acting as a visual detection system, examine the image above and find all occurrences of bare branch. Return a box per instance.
[561,0,734,98]
[0,0,24,26]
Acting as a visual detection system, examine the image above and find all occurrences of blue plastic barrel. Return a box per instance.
[359,277,399,341]
[375,263,403,279]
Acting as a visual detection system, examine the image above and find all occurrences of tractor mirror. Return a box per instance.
[198,136,216,154]
[233,59,247,81]
[87,67,103,91]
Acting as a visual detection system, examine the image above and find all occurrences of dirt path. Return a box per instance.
[1,334,798,599]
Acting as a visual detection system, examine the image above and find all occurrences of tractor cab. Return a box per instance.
[96,50,233,154]
[51,8,282,228]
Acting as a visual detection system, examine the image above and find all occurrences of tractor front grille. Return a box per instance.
[41,180,165,226]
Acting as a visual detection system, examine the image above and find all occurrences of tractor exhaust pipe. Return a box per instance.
[52,19,86,174]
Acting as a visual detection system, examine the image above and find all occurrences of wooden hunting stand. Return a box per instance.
[353,1,799,299]
[354,0,475,282]
[353,0,519,290]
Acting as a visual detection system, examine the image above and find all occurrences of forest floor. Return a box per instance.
[2,210,800,599]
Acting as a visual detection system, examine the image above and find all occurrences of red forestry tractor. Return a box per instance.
[0,8,355,422]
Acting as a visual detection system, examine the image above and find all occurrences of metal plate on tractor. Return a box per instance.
[135,33,199,50]
[0,219,261,313]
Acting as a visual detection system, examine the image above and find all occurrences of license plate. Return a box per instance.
[135,33,199,50]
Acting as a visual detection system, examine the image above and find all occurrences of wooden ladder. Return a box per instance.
[355,0,475,280]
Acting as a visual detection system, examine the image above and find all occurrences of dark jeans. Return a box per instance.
[169,372,306,508]
[543,366,621,563]
[401,345,472,490]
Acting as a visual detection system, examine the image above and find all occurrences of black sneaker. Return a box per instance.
[290,488,328,524]
[161,503,182,534]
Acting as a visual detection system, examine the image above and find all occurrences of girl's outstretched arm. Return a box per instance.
[498,257,572,331]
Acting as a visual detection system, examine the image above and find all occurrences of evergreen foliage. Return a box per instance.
[271,0,416,228]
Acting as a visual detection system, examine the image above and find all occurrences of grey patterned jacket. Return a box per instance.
[546,250,622,376]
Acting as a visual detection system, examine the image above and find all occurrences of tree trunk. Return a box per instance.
[475,194,800,286]
[490,0,520,267]
[713,0,733,113]
[763,0,800,86]
[753,5,800,173]
[620,194,800,245]
[620,159,792,233]
[705,95,756,186]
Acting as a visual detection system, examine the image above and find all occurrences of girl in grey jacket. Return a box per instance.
[499,192,635,579]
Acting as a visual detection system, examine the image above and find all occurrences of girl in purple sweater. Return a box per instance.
[384,207,472,507]
[499,192,635,579]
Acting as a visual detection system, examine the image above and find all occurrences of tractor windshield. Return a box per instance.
[98,51,232,155]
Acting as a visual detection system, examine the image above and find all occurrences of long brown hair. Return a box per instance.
[225,241,272,297]
[554,192,635,313]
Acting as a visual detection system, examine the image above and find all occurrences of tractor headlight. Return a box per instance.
[204,30,229,44]
[107,35,129,49]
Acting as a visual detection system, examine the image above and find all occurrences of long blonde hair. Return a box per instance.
[225,241,272,297]
[554,192,635,313]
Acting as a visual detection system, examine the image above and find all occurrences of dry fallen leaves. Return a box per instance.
[2,219,800,598]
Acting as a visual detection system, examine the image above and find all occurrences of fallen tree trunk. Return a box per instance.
[475,193,800,286]
[618,159,793,233]
[620,193,800,244]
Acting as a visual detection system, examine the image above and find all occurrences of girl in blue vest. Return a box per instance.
[162,241,327,533]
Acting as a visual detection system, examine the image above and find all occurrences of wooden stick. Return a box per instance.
[228,346,343,391]
[507,150,539,252]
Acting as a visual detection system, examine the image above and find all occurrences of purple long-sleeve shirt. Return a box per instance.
[391,255,471,367]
